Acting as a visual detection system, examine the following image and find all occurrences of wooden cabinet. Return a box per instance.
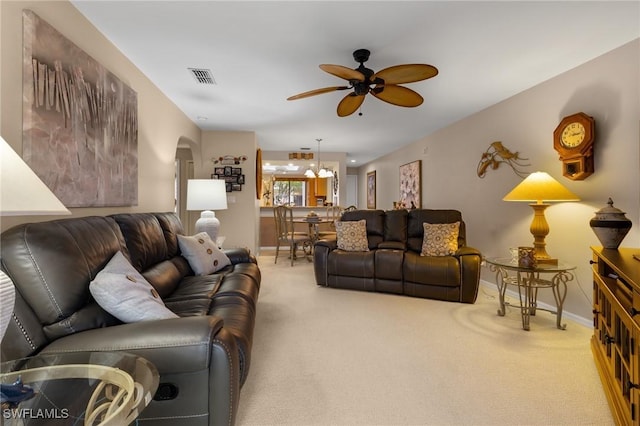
[592,247,640,425]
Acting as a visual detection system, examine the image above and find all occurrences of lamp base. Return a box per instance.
[528,202,558,265]
[195,210,221,242]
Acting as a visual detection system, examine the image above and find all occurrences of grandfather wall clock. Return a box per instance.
[553,112,595,180]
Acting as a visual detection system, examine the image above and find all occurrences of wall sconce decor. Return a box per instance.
[477,141,529,178]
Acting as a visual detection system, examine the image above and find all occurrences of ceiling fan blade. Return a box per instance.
[372,64,438,84]
[320,64,365,82]
[337,93,365,117]
[287,86,350,101]
[371,84,424,107]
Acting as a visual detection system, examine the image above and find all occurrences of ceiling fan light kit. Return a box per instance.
[287,49,438,117]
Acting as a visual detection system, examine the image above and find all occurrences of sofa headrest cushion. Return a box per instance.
[153,212,185,257]
[335,220,370,252]
[407,209,466,253]
[111,213,168,271]
[421,222,460,256]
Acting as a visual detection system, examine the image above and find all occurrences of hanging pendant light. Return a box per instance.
[305,138,332,178]
[318,168,332,178]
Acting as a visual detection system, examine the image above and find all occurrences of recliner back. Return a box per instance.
[0,212,190,360]
[383,209,408,243]
[0,216,127,358]
[340,209,385,250]
[110,213,190,298]
[110,213,169,271]
[339,209,466,253]
[407,209,466,253]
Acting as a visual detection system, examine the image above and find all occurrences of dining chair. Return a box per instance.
[274,205,312,266]
[317,205,342,240]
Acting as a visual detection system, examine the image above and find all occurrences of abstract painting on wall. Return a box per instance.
[367,171,376,209]
[399,160,421,209]
[22,10,138,207]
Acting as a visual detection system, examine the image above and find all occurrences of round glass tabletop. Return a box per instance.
[485,256,576,272]
[1,351,158,425]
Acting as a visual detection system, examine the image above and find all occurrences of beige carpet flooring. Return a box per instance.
[236,255,614,425]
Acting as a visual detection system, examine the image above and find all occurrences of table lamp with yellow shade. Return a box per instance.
[503,171,580,264]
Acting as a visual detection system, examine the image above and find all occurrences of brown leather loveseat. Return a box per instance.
[313,209,481,303]
[0,212,260,425]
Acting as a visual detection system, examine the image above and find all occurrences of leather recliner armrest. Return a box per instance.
[224,248,257,265]
[315,239,338,250]
[455,246,482,257]
[40,316,229,374]
[455,246,482,303]
[313,240,337,286]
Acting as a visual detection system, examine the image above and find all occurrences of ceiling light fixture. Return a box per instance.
[305,139,332,178]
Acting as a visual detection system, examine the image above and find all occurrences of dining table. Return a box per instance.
[293,216,334,246]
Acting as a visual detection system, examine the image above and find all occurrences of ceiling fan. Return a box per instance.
[287,49,438,117]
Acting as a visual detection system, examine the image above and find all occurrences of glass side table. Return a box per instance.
[1,351,159,425]
[485,257,576,331]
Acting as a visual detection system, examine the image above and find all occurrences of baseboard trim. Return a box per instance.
[255,256,592,327]
[479,279,592,328]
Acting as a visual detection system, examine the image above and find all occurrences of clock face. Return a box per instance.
[561,122,586,148]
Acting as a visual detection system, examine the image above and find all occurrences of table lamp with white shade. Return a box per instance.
[503,171,580,264]
[0,136,71,340]
[186,179,228,242]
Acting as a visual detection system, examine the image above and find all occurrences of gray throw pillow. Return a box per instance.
[177,232,231,276]
[89,251,178,322]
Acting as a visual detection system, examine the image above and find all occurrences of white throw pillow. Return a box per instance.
[421,222,460,256]
[335,219,370,252]
[177,232,231,276]
[90,251,178,322]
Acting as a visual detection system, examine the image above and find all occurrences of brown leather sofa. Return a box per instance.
[314,209,481,303]
[0,212,260,426]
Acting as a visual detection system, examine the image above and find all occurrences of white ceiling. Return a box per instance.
[70,1,639,166]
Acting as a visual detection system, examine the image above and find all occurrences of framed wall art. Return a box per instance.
[213,167,243,192]
[22,10,138,207]
[367,171,376,209]
[399,160,421,209]
[256,148,262,200]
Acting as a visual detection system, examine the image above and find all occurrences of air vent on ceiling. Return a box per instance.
[188,68,216,85]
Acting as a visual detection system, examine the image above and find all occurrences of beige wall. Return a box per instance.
[188,131,260,254]
[2,2,638,320]
[0,0,200,231]
[358,39,640,320]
